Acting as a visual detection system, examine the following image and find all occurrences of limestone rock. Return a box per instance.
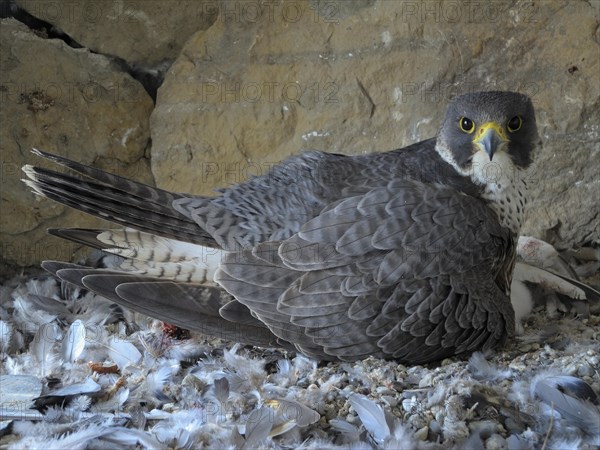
[0,18,154,271]
[15,0,218,66]
[151,0,599,247]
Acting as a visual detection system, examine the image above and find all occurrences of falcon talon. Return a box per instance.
[24,91,548,364]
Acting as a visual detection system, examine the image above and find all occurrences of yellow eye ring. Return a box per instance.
[507,116,522,132]
[459,117,475,134]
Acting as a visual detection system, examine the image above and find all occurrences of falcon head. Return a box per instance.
[435,91,540,185]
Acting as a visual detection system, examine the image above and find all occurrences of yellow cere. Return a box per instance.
[474,121,509,142]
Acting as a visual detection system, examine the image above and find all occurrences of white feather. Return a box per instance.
[0,320,12,352]
[99,427,162,448]
[22,277,59,298]
[97,228,225,282]
[31,322,60,375]
[108,336,142,371]
[146,363,177,400]
[94,387,130,414]
[8,424,107,450]
[330,419,363,445]
[223,345,267,390]
[61,320,86,363]
[468,352,514,381]
[547,437,583,450]
[267,398,320,427]
[70,395,92,412]
[46,377,101,397]
[244,407,273,445]
[348,393,390,444]
[12,296,57,334]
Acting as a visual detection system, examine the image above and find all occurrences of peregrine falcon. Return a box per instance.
[23,91,541,363]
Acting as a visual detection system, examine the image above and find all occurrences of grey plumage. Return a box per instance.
[533,375,600,440]
[22,91,541,363]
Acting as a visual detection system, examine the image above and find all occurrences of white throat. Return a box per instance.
[436,145,529,234]
[471,151,528,234]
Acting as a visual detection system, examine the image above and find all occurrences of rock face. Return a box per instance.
[2,1,598,274]
[15,0,219,66]
[0,18,154,272]
[150,0,599,247]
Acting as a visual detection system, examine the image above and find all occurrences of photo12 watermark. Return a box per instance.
[397,1,538,24]
[396,81,542,104]
[1,80,146,107]
[202,1,341,24]
[16,0,141,24]
[197,81,339,104]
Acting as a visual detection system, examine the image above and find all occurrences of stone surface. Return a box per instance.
[150,0,599,247]
[0,18,154,271]
[15,0,218,66]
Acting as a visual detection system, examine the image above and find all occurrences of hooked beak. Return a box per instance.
[473,122,509,161]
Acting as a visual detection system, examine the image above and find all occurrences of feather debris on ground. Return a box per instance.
[0,241,598,449]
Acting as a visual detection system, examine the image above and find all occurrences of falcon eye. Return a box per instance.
[459,117,475,134]
[507,116,522,132]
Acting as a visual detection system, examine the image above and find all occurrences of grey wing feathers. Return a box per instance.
[285,180,506,276]
[23,149,217,247]
[216,179,514,362]
[46,260,279,347]
[171,151,346,250]
[170,140,442,250]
